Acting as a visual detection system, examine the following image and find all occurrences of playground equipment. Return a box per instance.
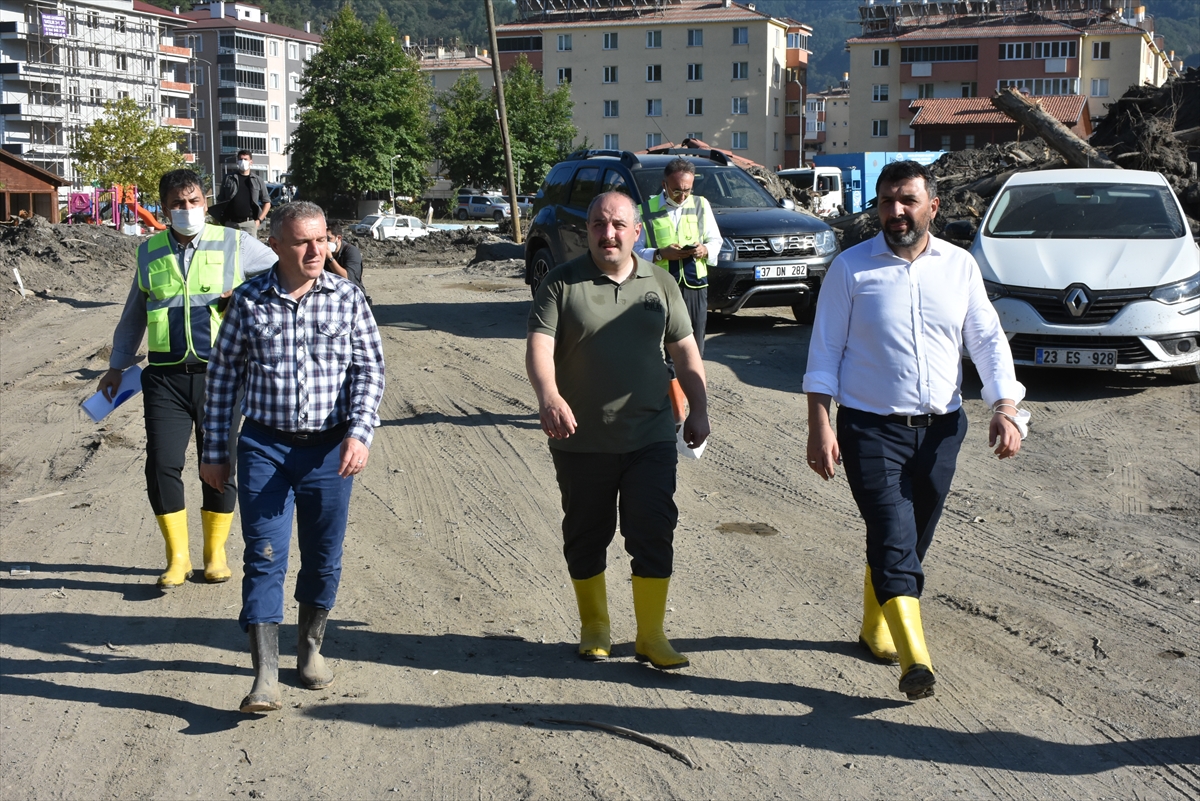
[67,185,164,233]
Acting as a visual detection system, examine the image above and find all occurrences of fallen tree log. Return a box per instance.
[991,88,1119,169]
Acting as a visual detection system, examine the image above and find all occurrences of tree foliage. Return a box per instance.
[70,97,186,206]
[287,5,432,205]
[433,55,578,193]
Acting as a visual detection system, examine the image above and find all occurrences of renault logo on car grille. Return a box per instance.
[1064,287,1091,318]
[768,236,786,254]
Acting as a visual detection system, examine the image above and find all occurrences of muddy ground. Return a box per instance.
[1,224,1198,800]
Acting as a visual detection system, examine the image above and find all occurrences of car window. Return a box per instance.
[540,162,575,206]
[396,218,409,227]
[984,183,1186,239]
[601,168,630,197]
[362,215,381,226]
[567,166,602,210]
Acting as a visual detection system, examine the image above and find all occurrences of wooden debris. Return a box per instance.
[991,88,1119,170]
[542,718,697,768]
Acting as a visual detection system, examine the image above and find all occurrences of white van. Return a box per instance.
[777,167,844,218]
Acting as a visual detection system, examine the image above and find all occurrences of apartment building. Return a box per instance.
[0,0,194,194]
[412,41,495,94]
[846,0,1179,153]
[177,0,320,186]
[805,74,850,157]
[495,0,811,169]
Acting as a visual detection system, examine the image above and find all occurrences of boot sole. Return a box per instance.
[899,666,936,700]
[635,653,689,670]
[299,675,335,691]
[204,574,231,583]
[157,570,193,588]
[858,636,900,664]
[578,651,609,662]
[239,695,283,713]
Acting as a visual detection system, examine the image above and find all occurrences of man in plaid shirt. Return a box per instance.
[200,201,385,714]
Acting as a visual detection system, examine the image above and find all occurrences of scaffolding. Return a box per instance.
[855,0,1128,34]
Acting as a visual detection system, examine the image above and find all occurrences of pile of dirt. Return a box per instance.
[744,163,824,217]
[346,226,494,267]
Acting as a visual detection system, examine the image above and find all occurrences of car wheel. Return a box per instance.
[1170,364,1200,384]
[456,209,468,220]
[792,298,817,325]
[493,210,504,222]
[529,247,555,297]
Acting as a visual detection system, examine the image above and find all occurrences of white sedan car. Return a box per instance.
[351,214,431,241]
[968,169,1200,382]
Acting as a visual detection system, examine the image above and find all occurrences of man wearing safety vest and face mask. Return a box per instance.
[635,157,723,360]
[97,169,278,588]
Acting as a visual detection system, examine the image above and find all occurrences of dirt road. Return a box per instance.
[1,236,1197,799]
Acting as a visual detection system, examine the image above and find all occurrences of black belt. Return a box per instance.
[886,412,954,428]
[227,217,255,224]
[244,418,348,446]
[148,362,207,374]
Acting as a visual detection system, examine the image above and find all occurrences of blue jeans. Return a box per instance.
[237,424,353,631]
[837,406,968,605]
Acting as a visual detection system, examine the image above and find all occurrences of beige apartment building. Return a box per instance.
[844,0,1179,153]
[413,42,495,93]
[805,75,850,157]
[495,0,811,169]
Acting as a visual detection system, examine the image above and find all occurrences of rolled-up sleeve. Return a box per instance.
[962,263,1025,408]
[802,256,851,398]
[346,290,385,448]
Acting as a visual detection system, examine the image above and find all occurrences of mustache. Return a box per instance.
[598,239,619,248]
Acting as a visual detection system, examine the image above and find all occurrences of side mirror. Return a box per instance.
[778,198,795,210]
[943,220,977,240]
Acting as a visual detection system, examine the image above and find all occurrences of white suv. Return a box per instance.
[967,169,1200,383]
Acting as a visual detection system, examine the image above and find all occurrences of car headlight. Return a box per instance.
[813,229,838,256]
[719,237,735,261]
[983,280,1008,301]
[1150,272,1200,304]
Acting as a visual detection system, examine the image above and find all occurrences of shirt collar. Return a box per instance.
[585,252,654,283]
[268,264,333,297]
[869,230,942,261]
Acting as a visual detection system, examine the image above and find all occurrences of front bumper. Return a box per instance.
[708,254,834,314]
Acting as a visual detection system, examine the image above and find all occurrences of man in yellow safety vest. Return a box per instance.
[97,169,277,588]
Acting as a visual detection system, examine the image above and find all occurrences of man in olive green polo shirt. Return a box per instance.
[526,191,709,670]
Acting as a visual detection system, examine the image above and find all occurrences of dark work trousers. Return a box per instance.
[666,285,707,379]
[550,441,679,580]
[837,406,968,605]
[237,422,353,631]
[141,366,239,516]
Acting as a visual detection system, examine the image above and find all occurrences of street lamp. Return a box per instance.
[389,153,403,212]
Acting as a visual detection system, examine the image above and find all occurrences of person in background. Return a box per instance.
[324,222,368,302]
[216,150,271,236]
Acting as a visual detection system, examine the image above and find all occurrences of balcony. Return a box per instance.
[160,80,193,96]
[158,44,192,61]
[184,153,196,163]
[0,102,65,121]
[161,117,194,129]
[1,20,28,39]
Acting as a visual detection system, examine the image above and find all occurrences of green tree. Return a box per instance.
[70,97,186,206]
[504,56,579,193]
[287,5,432,206]
[432,72,502,190]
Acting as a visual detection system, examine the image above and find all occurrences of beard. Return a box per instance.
[882,215,928,248]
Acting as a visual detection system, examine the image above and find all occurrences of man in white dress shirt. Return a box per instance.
[803,160,1027,701]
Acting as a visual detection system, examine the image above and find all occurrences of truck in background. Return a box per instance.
[776,166,846,217]
[813,151,944,213]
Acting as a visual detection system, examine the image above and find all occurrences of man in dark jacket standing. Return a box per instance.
[216,150,271,236]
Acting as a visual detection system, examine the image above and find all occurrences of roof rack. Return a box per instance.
[565,149,644,168]
[645,147,733,166]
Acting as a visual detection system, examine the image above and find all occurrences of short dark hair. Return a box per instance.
[159,169,204,206]
[876,160,938,199]
[237,150,253,159]
[327,221,343,237]
[663,157,696,178]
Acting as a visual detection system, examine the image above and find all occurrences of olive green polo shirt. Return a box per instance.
[529,252,693,453]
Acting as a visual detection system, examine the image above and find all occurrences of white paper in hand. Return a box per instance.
[81,365,143,423]
[676,429,707,460]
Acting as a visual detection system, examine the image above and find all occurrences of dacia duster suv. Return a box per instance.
[524,149,840,322]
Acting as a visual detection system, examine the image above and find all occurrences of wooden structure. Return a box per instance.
[0,151,64,223]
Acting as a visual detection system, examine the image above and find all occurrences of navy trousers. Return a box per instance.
[837,406,968,605]
[237,423,353,632]
[550,441,678,581]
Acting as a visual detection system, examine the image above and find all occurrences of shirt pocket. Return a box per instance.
[250,321,283,365]
[314,319,351,365]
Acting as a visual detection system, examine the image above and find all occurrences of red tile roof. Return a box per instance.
[420,56,493,71]
[133,1,190,21]
[182,11,322,42]
[499,0,780,33]
[908,95,1086,126]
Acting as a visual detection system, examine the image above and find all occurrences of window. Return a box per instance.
[603,32,618,50]
[872,84,889,102]
[961,82,978,97]
[86,11,99,29]
[188,65,206,85]
[646,99,662,116]
[89,87,103,104]
[604,133,619,149]
[1092,41,1110,60]
[288,104,298,122]
[220,134,266,154]
[1034,41,1077,58]
[899,45,978,63]
[647,133,663,148]
[645,65,661,82]
[271,104,280,120]
[287,42,298,60]
[772,61,781,86]
[733,62,748,80]
[687,63,703,81]
[117,90,130,100]
[114,15,126,33]
[1091,78,1109,96]
[557,67,572,84]
[686,131,703,140]
[221,33,266,57]
[917,83,934,98]
[271,137,281,153]
[270,73,280,89]
[732,27,748,45]
[997,77,1079,95]
[964,134,975,149]
[191,133,205,151]
[289,74,299,91]
[786,66,803,83]
[603,66,618,83]
[220,100,267,122]
[872,119,889,137]
[220,65,267,90]
[787,32,809,49]
[873,48,889,67]
[688,29,703,47]
[999,42,1032,60]
[87,49,100,67]
[646,30,662,48]
[773,132,779,151]
[688,98,704,115]
[305,45,315,61]
[731,96,748,114]
[557,34,572,52]
[731,131,748,149]
[115,53,128,70]
[941,134,951,149]
[269,40,279,57]
[497,36,543,52]
[604,100,619,117]
[774,97,779,116]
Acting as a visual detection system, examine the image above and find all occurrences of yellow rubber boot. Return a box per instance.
[571,572,611,661]
[859,566,899,663]
[881,596,936,700]
[201,510,234,583]
[632,576,689,670]
[155,510,192,588]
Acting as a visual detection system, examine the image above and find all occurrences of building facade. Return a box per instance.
[414,42,495,94]
[177,0,320,187]
[495,0,811,169]
[805,74,850,157]
[845,0,1179,153]
[0,0,194,194]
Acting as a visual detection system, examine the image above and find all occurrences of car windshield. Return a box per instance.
[984,183,1186,239]
[360,215,381,226]
[633,165,778,209]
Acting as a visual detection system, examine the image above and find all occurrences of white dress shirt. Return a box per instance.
[634,191,723,267]
[803,232,1024,415]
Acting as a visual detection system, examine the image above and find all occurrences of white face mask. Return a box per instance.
[238,159,251,171]
[170,207,206,237]
[329,239,341,253]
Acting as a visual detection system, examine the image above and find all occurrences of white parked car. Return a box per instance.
[966,169,1200,383]
[351,214,431,240]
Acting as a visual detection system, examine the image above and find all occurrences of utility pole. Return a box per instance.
[484,0,522,244]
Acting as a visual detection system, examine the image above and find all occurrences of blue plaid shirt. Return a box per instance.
[202,267,385,464]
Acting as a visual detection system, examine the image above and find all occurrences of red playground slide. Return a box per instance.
[135,205,166,231]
